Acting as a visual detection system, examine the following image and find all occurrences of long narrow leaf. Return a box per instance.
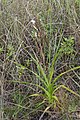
[53,85,80,97]
[26,67,48,87]
[27,50,49,85]
[53,66,80,84]
[48,49,61,83]
[14,62,48,87]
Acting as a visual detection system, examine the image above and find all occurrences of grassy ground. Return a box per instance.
[0,0,80,120]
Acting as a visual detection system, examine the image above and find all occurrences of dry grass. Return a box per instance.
[0,0,80,120]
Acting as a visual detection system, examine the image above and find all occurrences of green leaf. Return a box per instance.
[29,94,41,97]
[52,96,59,103]
[53,85,80,97]
[14,62,26,70]
[48,50,60,83]
[53,66,80,84]
[0,48,3,53]
[27,50,49,85]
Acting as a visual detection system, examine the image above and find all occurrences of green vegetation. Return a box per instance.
[0,0,80,120]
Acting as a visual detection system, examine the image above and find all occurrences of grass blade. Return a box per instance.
[53,66,80,84]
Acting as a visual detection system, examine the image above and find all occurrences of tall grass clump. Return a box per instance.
[0,0,80,119]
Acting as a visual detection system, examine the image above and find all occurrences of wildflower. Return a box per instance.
[31,19,35,24]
